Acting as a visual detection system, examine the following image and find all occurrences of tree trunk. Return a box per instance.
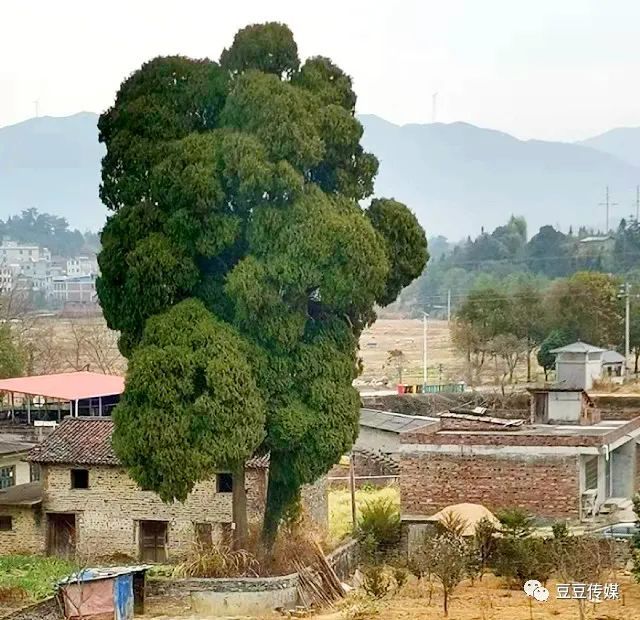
[261,454,298,551]
[526,340,532,382]
[232,463,248,550]
[635,349,639,374]
[443,589,449,616]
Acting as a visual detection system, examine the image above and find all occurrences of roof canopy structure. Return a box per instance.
[550,341,605,355]
[0,371,124,401]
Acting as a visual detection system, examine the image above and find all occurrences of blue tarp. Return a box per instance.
[114,573,134,620]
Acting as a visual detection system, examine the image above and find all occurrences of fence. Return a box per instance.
[397,382,465,395]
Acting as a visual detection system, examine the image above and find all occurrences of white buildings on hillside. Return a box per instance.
[0,240,98,304]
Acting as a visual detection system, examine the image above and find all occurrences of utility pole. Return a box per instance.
[618,283,632,368]
[447,289,451,324]
[422,312,429,385]
[635,185,639,221]
[599,186,618,232]
[349,452,357,531]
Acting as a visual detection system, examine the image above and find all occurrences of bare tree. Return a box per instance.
[414,533,470,616]
[385,349,407,385]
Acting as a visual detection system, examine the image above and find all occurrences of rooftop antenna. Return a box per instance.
[432,92,438,123]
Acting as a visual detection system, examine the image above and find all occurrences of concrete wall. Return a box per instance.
[400,452,581,520]
[548,392,582,422]
[0,453,31,486]
[556,360,587,389]
[611,441,636,498]
[0,504,45,555]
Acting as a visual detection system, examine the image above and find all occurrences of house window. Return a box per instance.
[0,516,12,531]
[70,469,89,489]
[217,473,233,493]
[30,463,41,483]
[0,466,15,489]
[585,457,598,490]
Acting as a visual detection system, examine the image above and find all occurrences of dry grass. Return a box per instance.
[329,485,400,543]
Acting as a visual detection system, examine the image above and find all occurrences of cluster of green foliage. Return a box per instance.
[97,22,427,546]
[0,208,97,256]
[452,270,627,385]
[0,555,76,602]
[357,497,402,556]
[399,215,640,319]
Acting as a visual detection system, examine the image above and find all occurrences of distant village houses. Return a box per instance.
[0,239,99,307]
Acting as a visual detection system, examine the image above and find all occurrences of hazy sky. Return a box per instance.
[3,0,640,141]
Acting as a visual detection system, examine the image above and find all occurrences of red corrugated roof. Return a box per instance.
[0,371,124,401]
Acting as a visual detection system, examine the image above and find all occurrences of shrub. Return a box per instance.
[361,564,393,599]
[172,544,259,578]
[551,521,570,541]
[496,507,534,538]
[493,537,554,588]
[357,498,401,553]
[474,517,497,578]
[392,566,409,590]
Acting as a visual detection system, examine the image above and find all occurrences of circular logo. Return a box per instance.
[533,586,550,602]
[524,580,542,596]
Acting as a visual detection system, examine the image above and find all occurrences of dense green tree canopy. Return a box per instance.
[98,22,427,541]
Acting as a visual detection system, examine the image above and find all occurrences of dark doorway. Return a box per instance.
[139,520,167,562]
[47,513,76,557]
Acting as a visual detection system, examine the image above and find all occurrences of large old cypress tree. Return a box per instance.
[98,22,428,546]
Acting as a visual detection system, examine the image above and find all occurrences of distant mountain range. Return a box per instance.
[2,111,640,237]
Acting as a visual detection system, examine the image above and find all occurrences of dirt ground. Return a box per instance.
[365,574,640,620]
[140,574,640,620]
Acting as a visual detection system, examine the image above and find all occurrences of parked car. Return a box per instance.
[591,522,638,540]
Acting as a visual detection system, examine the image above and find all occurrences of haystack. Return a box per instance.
[425,503,500,536]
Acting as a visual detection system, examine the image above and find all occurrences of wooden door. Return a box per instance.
[139,521,167,562]
[47,513,76,557]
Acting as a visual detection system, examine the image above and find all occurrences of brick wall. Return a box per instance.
[0,504,45,555]
[42,464,235,559]
[400,452,581,519]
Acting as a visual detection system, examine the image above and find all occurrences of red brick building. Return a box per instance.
[400,400,640,522]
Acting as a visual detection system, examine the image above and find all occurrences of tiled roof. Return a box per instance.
[29,417,118,465]
[0,482,42,506]
[29,416,269,469]
[549,341,605,354]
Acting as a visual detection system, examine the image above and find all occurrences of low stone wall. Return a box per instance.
[3,598,62,620]
[149,539,359,615]
[187,575,300,616]
[327,539,359,581]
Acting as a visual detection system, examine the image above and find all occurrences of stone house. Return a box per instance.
[0,417,327,560]
[399,397,640,523]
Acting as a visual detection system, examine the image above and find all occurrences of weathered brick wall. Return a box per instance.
[246,469,267,521]
[301,476,328,529]
[400,452,581,519]
[0,504,45,555]
[43,464,234,559]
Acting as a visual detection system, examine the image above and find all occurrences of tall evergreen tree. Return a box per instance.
[97,22,427,546]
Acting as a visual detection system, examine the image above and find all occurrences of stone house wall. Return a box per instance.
[0,504,45,555]
[400,452,581,519]
[42,464,235,559]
